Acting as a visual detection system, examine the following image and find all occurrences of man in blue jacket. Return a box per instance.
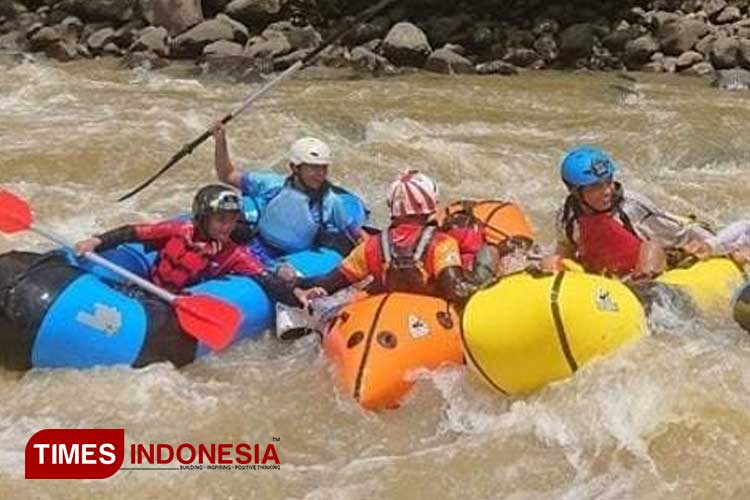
[212,125,365,278]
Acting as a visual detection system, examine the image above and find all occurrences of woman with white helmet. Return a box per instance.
[212,125,365,274]
[295,170,480,306]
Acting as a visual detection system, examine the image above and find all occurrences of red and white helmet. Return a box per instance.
[387,169,439,218]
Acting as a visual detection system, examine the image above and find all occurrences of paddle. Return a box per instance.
[0,190,241,351]
[117,0,399,203]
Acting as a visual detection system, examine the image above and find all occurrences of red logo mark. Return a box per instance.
[25,429,125,479]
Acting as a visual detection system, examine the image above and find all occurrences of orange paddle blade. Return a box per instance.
[173,294,243,351]
[0,190,33,234]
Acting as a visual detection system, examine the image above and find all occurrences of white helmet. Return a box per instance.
[387,169,439,218]
[289,137,332,166]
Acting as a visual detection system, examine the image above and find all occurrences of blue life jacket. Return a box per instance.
[240,172,366,254]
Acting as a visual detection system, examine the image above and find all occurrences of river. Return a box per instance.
[1,57,750,499]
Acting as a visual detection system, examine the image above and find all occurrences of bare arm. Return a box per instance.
[212,124,243,188]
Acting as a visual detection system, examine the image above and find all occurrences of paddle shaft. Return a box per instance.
[117,0,398,202]
[29,224,177,303]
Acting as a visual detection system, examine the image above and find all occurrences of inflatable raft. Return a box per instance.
[0,193,367,371]
[655,257,749,317]
[323,293,463,410]
[462,269,647,395]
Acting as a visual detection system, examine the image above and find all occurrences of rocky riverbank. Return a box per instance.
[0,0,749,89]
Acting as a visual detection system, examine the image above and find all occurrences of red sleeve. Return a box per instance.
[133,220,192,243]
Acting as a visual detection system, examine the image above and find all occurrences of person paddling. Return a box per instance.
[212,124,365,279]
[75,184,305,305]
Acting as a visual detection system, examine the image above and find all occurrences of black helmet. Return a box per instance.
[192,184,242,222]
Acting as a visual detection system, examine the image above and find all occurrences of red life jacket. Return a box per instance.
[364,224,437,294]
[577,212,642,276]
[443,225,484,270]
[152,235,213,292]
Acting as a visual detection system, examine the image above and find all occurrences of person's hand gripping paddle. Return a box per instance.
[0,190,241,350]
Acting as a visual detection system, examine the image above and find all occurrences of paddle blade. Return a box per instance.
[174,294,242,351]
[0,190,33,234]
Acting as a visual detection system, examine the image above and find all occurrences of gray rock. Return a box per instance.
[641,60,665,72]
[196,54,264,82]
[349,45,398,76]
[121,50,169,69]
[703,0,728,21]
[695,33,716,57]
[710,36,740,69]
[0,29,27,52]
[138,0,203,37]
[713,68,750,90]
[225,0,285,29]
[675,49,703,69]
[624,35,659,69]
[683,61,715,76]
[0,0,27,19]
[215,14,248,43]
[57,0,135,23]
[740,39,750,70]
[602,25,647,53]
[382,22,431,68]
[475,60,518,75]
[44,39,78,61]
[86,26,114,52]
[662,56,678,73]
[102,41,120,54]
[424,47,474,74]
[504,47,541,67]
[715,6,741,24]
[203,39,242,57]
[131,26,169,57]
[244,30,290,59]
[650,11,680,30]
[171,17,242,58]
[533,34,558,62]
[658,18,710,55]
[558,23,597,63]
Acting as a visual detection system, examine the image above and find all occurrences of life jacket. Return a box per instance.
[152,235,213,292]
[561,186,646,276]
[438,200,534,267]
[257,179,326,253]
[371,225,437,294]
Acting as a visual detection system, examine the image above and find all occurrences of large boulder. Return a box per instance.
[533,35,558,62]
[225,0,286,30]
[710,36,740,69]
[86,26,115,53]
[424,47,474,74]
[138,0,203,36]
[558,23,598,63]
[602,25,647,53]
[624,35,659,70]
[740,39,750,70]
[57,0,136,23]
[715,6,741,24]
[703,0,728,22]
[381,22,431,68]
[171,15,246,58]
[130,26,169,57]
[675,50,703,70]
[348,45,398,76]
[244,21,319,60]
[658,18,710,56]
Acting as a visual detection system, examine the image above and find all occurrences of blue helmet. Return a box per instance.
[560,146,618,188]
